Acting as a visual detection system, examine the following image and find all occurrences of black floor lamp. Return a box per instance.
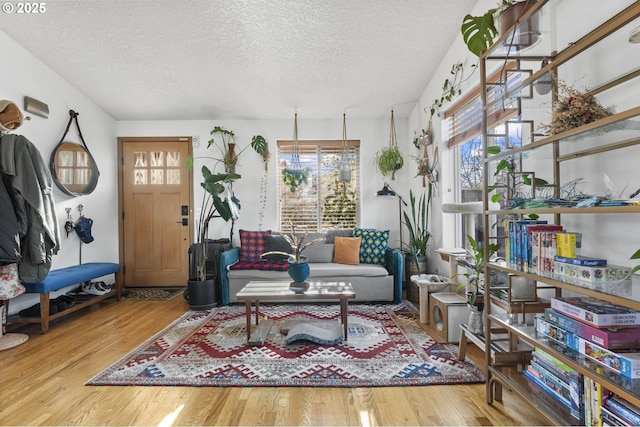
[376,182,407,250]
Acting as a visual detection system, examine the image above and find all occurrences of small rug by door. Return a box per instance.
[121,287,184,301]
[87,302,485,387]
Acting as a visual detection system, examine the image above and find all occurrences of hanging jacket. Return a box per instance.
[0,173,20,263]
[0,134,60,282]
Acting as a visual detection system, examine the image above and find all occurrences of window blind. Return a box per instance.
[446,62,527,148]
[277,140,360,232]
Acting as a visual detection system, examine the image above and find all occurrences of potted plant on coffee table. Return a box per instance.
[261,222,325,291]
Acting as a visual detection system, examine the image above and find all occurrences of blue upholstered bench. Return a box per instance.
[14,262,121,333]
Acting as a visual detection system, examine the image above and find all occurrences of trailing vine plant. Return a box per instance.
[412,61,479,149]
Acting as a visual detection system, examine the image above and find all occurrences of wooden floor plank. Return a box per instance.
[0,296,549,426]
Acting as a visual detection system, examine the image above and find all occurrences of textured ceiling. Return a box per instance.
[2,0,477,120]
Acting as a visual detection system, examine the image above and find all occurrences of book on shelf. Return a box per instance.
[600,405,633,426]
[576,335,640,378]
[541,229,563,274]
[545,308,640,350]
[525,372,580,422]
[527,361,572,403]
[550,297,640,328]
[536,316,640,378]
[532,349,578,384]
[554,255,608,266]
[534,347,578,377]
[509,220,548,268]
[604,394,640,426]
[523,368,572,410]
[529,225,564,273]
[535,315,578,349]
[584,375,605,427]
[556,232,582,258]
[528,362,583,421]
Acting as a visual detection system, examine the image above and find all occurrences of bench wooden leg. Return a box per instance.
[39,293,50,333]
[115,271,123,300]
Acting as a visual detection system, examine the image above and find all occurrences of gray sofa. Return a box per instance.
[218,229,403,305]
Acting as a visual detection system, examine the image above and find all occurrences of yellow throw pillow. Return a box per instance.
[333,237,361,265]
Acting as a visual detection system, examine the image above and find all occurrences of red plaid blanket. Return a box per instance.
[229,260,288,271]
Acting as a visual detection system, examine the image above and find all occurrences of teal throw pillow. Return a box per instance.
[353,227,389,265]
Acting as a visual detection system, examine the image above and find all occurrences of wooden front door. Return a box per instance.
[119,137,192,287]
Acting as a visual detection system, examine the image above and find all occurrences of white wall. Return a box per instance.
[1,31,119,313]
[117,116,410,248]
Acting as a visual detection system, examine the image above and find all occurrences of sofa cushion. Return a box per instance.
[227,262,389,280]
[239,230,271,262]
[325,228,354,243]
[333,237,361,265]
[354,227,389,265]
[263,235,292,261]
[303,243,334,263]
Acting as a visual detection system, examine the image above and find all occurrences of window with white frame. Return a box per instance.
[276,140,360,232]
[445,61,531,250]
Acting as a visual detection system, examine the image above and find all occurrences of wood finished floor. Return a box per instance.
[0,295,549,426]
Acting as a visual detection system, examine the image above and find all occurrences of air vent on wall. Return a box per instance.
[23,96,49,119]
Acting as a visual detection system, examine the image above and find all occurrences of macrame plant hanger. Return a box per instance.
[282,112,308,193]
[292,112,301,170]
[389,109,401,181]
[339,112,351,182]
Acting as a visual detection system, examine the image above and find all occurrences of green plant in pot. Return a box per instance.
[461,0,538,57]
[402,186,432,277]
[282,168,310,193]
[455,234,500,335]
[375,109,404,181]
[190,125,267,173]
[374,147,404,181]
[455,234,500,308]
[261,222,325,289]
[185,167,240,309]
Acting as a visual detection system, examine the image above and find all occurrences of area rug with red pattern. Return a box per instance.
[87,302,485,387]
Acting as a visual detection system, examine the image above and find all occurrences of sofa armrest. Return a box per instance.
[219,247,240,305]
[384,247,403,303]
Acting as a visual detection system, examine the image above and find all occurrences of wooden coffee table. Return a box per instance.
[236,280,356,342]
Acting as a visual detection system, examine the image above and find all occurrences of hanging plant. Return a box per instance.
[282,168,309,193]
[374,109,404,181]
[374,147,404,180]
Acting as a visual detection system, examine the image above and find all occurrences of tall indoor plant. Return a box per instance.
[403,185,433,277]
[185,125,267,309]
